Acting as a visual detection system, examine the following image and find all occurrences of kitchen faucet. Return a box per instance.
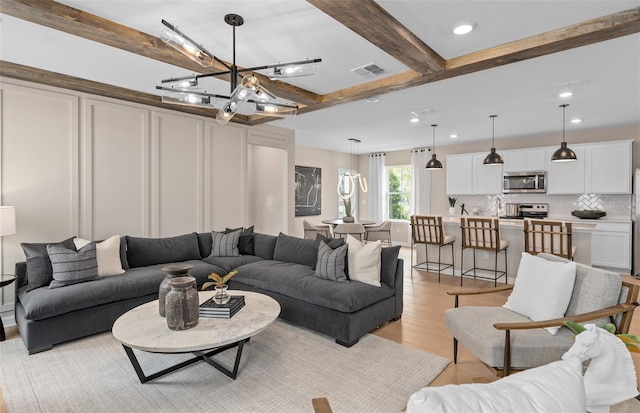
[495,198,502,217]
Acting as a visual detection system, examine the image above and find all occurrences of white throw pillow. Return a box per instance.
[346,235,381,287]
[504,252,577,334]
[74,235,125,277]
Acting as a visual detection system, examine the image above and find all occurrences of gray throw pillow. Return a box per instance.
[21,237,76,292]
[314,241,348,283]
[253,233,278,260]
[380,245,401,287]
[226,226,255,255]
[47,243,100,289]
[126,233,200,268]
[273,233,317,268]
[210,230,241,257]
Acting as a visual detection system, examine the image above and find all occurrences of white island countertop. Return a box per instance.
[441,215,597,231]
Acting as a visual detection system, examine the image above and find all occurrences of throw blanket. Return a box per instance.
[407,324,638,413]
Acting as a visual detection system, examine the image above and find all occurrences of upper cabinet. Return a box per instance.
[546,145,586,194]
[446,139,633,196]
[472,154,503,195]
[446,154,474,195]
[445,153,502,195]
[502,148,547,172]
[584,140,632,194]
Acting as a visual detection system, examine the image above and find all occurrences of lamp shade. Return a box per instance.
[483,148,503,165]
[425,154,443,170]
[551,141,578,162]
[0,206,16,236]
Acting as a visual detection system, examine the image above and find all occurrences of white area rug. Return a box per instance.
[0,320,449,412]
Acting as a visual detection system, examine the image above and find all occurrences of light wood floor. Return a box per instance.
[373,246,640,387]
[1,246,639,411]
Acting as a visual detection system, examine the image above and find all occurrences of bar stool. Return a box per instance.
[523,219,575,260]
[410,215,455,282]
[460,217,508,286]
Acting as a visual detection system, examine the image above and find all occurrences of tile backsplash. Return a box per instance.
[451,193,631,220]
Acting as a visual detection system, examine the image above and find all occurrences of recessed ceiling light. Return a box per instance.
[450,134,459,139]
[453,23,474,35]
[571,118,582,124]
[365,96,380,103]
[558,91,573,98]
[410,117,420,123]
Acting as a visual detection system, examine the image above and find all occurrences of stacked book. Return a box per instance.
[199,295,245,318]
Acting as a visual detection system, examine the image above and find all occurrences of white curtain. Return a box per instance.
[369,153,387,223]
[411,149,431,216]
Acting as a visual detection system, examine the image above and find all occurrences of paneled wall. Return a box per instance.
[0,79,294,311]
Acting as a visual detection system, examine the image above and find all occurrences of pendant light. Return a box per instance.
[425,124,443,170]
[551,104,577,162]
[337,138,368,198]
[483,114,503,165]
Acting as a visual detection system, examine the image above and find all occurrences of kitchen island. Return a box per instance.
[413,216,595,283]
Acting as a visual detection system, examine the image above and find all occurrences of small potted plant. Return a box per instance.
[202,270,238,304]
[343,197,355,222]
[448,197,457,216]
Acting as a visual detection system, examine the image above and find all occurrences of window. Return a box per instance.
[387,165,412,220]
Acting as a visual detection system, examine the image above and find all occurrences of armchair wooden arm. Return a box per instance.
[495,301,638,376]
[447,285,513,307]
[494,302,637,331]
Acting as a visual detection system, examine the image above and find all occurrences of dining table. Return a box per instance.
[321,219,376,226]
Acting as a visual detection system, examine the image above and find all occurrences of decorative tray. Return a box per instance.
[571,210,606,219]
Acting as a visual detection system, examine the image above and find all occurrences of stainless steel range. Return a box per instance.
[519,203,548,219]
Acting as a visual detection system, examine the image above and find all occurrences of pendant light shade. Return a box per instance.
[551,104,577,162]
[483,114,503,165]
[426,124,443,170]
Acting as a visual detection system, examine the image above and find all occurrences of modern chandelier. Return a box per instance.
[156,14,322,124]
[337,138,368,199]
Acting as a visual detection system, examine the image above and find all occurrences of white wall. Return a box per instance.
[0,78,294,311]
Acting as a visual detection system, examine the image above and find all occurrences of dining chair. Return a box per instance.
[303,220,331,239]
[364,220,392,244]
[333,223,365,241]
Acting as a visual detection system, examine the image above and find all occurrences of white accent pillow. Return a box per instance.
[346,235,381,287]
[504,252,577,334]
[74,235,125,277]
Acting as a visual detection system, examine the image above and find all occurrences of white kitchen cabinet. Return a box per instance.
[502,148,547,172]
[472,153,503,194]
[446,154,473,195]
[546,145,585,194]
[590,222,632,272]
[585,140,632,194]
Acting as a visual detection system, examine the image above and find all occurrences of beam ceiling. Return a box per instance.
[1,0,639,126]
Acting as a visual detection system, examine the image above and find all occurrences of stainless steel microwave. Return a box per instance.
[503,171,546,193]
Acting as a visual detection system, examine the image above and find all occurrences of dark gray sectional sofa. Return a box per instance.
[14,230,403,354]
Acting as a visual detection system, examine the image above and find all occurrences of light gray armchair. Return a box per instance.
[444,253,639,377]
[333,223,365,241]
[364,220,392,244]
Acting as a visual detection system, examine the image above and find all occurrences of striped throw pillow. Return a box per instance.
[314,241,348,283]
[46,243,99,289]
[210,230,241,257]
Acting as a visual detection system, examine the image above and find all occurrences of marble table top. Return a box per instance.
[112,290,281,353]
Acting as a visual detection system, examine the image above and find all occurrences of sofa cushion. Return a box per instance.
[314,241,348,283]
[504,252,576,335]
[126,233,200,268]
[380,245,401,288]
[254,233,277,260]
[210,230,241,257]
[74,235,125,277]
[21,237,77,292]
[18,259,224,321]
[232,260,394,313]
[226,226,255,256]
[273,233,317,268]
[47,243,100,289]
[202,255,263,273]
[346,235,382,287]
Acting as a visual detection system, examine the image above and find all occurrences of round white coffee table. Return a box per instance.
[112,290,280,383]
